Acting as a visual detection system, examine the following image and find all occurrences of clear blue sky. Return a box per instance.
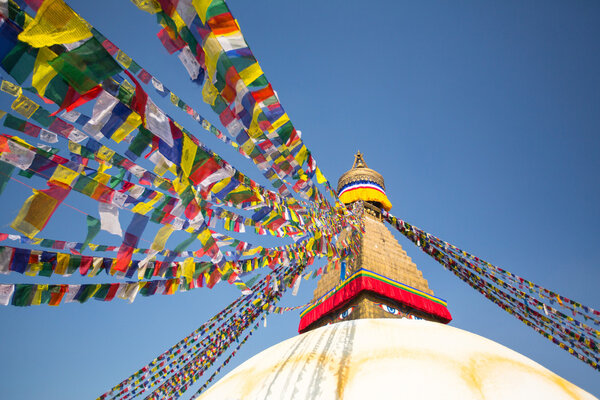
[0,0,598,398]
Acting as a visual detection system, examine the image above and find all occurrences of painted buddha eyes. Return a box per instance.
[377,303,400,315]
[338,307,354,320]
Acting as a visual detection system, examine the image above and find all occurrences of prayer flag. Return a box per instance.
[11,181,71,238]
[49,37,122,93]
[151,224,174,252]
[18,0,92,48]
[114,213,149,272]
[1,41,38,84]
[81,215,100,251]
[0,284,14,305]
[98,202,122,236]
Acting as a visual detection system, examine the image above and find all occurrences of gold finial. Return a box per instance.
[352,151,367,169]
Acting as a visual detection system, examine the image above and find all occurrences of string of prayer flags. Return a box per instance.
[129,0,337,205]
[114,261,307,400]
[98,262,303,400]
[382,208,600,371]
[0,275,209,307]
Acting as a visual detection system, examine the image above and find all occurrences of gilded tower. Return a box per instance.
[298,152,452,332]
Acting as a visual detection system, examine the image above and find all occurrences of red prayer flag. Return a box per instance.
[157,27,186,54]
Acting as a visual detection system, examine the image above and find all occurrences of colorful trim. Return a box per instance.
[298,268,452,333]
[338,182,392,210]
[339,180,386,196]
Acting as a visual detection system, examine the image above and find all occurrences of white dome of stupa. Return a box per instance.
[198,318,596,400]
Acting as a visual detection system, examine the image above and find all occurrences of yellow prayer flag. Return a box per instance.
[209,176,231,194]
[238,63,263,86]
[202,33,221,83]
[192,0,213,24]
[25,260,43,277]
[202,79,219,106]
[31,284,48,305]
[11,189,59,238]
[96,146,115,163]
[198,228,213,246]
[18,0,92,48]
[182,258,195,283]
[55,253,69,275]
[1,80,21,97]
[268,113,290,133]
[181,134,198,178]
[170,92,180,106]
[94,171,111,186]
[171,176,188,195]
[115,50,132,69]
[31,47,58,97]
[131,193,164,215]
[293,145,309,166]
[153,157,170,176]
[89,258,104,277]
[49,164,78,186]
[171,11,187,33]
[151,224,175,252]
[131,0,161,14]
[67,142,81,156]
[112,111,142,143]
[11,94,39,119]
[247,107,263,139]
[315,167,327,184]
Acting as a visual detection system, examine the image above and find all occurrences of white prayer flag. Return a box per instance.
[0,284,14,305]
[40,129,58,143]
[0,246,13,274]
[83,91,119,135]
[145,98,172,146]
[99,203,123,236]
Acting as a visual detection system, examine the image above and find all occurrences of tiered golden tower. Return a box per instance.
[299,152,451,333]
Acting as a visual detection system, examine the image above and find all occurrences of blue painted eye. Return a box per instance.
[377,303,400,315]
[338,306,354,320]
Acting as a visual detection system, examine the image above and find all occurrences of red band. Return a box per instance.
[298,273,452,333]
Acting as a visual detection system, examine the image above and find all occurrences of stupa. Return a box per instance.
[198,153,597,400]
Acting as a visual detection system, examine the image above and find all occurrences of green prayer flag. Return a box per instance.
[127,127,152,158]
[0,160,15,195]
[93,283,110,300]
[40,74,69,106]
[3,113,27,131]
[11,284,34,306]
[40,287,51,304]
[1,41,38,84]
[17,169,34,179]
[81,215,100,251]
[128,60,142,74]
[174,232,200,254]
[30,107,56,127]
[40,239,54,248]
[49,38,122,93]
[67,255,80,275]
[76,284,98,303]
[39,262,54,277]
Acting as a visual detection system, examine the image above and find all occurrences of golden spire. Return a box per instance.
[337,151,392,211]
[352,151,367,168]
